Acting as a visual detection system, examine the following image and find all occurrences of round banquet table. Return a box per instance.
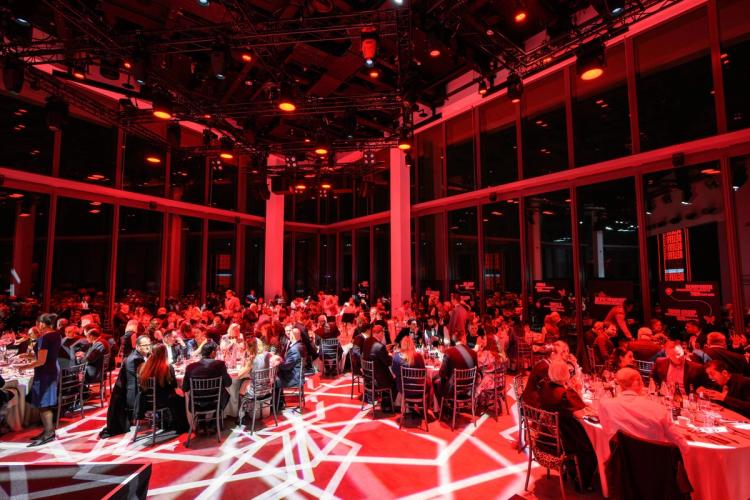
[0,366,34,431]
[174,367,244,419]
[580,407,750,500]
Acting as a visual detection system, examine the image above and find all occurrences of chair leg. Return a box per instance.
[472,395,477,428]
[422,395,429,432]
[451,402,457,431]
[524,446,533,491]
[399,397,405,430]
[185,418,193,448]
[216,413,221,442]
[558,468,567,500]
[574,456,584,492]
[152,413,157,446]
[237,401,245,429]
[271,396,278,426]
[438,397,444,423]
[251,402,258,434]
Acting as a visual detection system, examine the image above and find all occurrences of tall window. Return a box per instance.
[446,111,476,195]
[294,233,317,297]
[60,116,117,185]
[209,159,237,211]
[482,200,521,303]
[243,225,264,298]
[0,95,53,175]
[116,207,163,309]
[207,221,235,292]
[415,125,444,203]
[577,179,641,322]
[122,134,166,196]
[340,231,353,298]
[181,216,203,300]
[170,152,205,205]
[355,227,370,298]
[448,207,479,296]
[636,7,715,151]
[643,163,729,322]
[373,223,390,300]
[572,44,631,166]
[719,0,750,131]
[479,97,518,187]
[522,73,569,178]
[731,156,750,309]
[52,197,113,320]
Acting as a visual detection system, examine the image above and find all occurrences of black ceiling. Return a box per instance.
[0,0,674,160]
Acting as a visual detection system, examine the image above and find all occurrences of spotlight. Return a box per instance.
[507,72,523,103]
[198,0,209,6]
[577,39,606,81]
[219,136,234,159]
[45,96,69,131]
[2,57,25,94]
[18,201,32,217]
[145,154,162,164]
[478,79,488,96]
[397,129,412,151]
[152,92,173,120]
[8,193,24,199]
[369,67,380,78]
[320,179,333,190]
[361,27,378,66]
[294,183,307,193]
[427,39,441,58]
[277,83,296,112]
[211,44,228,80]
[593,0,625,17]
[71,62,87,80]
[514,1,527,23]
[405,153,414,168]
[240,52,253,63]
[393,0,404,5]
[314,138,329,156]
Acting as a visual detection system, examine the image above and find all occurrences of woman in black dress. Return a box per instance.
[20,313,61,446]
[137,344,188,433]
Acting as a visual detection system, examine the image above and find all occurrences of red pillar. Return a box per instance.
[390,148,411,307]
[11,202,35,297]
[264,156,285,301]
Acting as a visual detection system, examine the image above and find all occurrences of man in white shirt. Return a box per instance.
[599,367,688,455]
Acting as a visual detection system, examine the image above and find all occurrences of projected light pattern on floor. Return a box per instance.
[0,374,594,499]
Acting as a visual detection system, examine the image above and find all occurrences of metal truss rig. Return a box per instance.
[1,5,404,60]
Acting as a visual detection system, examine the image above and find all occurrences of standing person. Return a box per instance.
[447,294,468,341]
[19,313,61,446]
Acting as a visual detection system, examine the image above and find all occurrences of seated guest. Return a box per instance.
[584,321,604,349]
[594,321,617,365]
[652,341,708,394]
[605,347,635,375]
[627,328,662,361]
[391,335,425,396]
[99,335,151,438]
[475,334,508,408]
[187,328,208,358]
[0,374,14,417]
[163,330,187,364]
[122,319,140,357]
[276,327,307,409]
[364,325,396,403]
[6,329,31,355]
[136,344,188,433]
[649,318,670,343]
[699,360,750,418]
[182,341,232,411]
[599,367,688,454]
[395,319,421,347]
[315,315,340,342]
[434,331,477,405]
[423,317,446,347]
[206,316,227,344]
[77,327,111,384]
[521,341,575,407]
[703,332,750,376]
[220,323,244,360]
[538,360,598,491]
[58,325,86,369]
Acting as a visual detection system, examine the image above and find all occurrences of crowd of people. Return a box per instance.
[2,284,750,486]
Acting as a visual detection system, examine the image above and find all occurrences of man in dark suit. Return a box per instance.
[59,325,87,370]
[703,332,750,376]
[77,328,111,384]
[276,327,307,409]
[434,331,478,402]
[112,303,130,347]
[701,360,750,418]
[652,341,708,394]
[182,341,232,411]
[363,325,395,409]
[395,319,421,346]
[124,335,151,409]
[447,295,468,339]
[163,330,187,364]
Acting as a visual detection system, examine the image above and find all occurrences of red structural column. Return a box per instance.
[11,202,35,297]
[265,156,285,301]
[390,147,411,308]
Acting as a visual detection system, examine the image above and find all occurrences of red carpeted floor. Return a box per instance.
[0,374,602,499]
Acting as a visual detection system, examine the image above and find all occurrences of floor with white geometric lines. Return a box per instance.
[0,373,603,499]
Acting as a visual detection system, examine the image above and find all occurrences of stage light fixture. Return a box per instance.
[219,136,234,159]
[45,96,69,131]
[2,57,25,94]
[198,0,210,6]
[70,61,87,80]
[507,72,523,103]
[277,83,296,112]
[152,92,173,120]
[514,1,527,23]
[211,44,228,80]
[361,27,378,67]
[369,67,380,78]
[478,79,488,96]
[393,0,404,5]
[577,39,606,81]
[397,129,412,151]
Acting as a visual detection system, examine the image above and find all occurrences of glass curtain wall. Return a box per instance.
[0,95,53,175]
[479,97,518,187]
[122,134,166,196]
[207,220,235,293]
[521,73,568,179]
[731,156,750,312]
[59,116,117,185]
[448,208,479,306]
[243,226,264,299]
[373,223,390,301]
[482,200,521,312]
[339,231,353,299]
[719,0,750,131]
[445,111,476,195]
[294,233,317,297]
[116,207,162,310]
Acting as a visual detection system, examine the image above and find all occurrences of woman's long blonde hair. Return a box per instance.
[400,335,417,365]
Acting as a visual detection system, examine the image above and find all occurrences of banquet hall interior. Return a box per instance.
[1,0,750,498]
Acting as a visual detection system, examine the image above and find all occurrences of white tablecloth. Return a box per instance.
[581,408,750,500]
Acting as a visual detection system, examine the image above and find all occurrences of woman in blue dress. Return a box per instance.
[20,313,61,446]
